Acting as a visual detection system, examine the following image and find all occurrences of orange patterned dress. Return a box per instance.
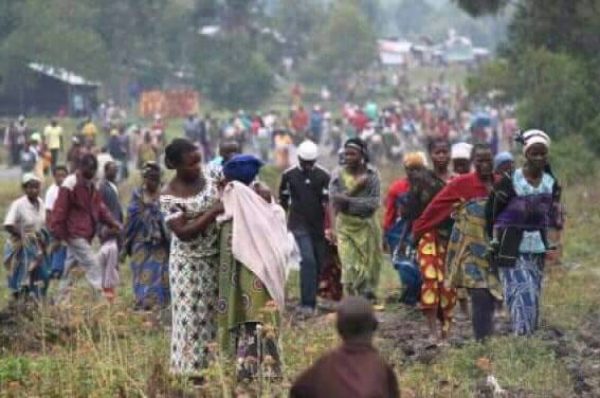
[417,231,456,332]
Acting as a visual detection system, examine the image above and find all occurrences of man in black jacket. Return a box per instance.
[279,140,330,315]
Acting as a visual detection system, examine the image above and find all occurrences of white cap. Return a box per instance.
[297,140,319,161]
[451,142,473,160]
[22,173,41,185]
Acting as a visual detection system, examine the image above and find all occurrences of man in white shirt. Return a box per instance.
[45,164,69,279]
[44,165,69,219]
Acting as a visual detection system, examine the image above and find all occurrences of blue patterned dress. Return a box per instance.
[498,169,554,335]
[124,188,170,309]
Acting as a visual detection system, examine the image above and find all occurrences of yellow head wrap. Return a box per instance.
[403,151,427,168]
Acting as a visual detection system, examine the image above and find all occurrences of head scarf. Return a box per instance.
[451,142,473,160]
[517,129,551,155]
[403,151,428,168]
[223,154,263,185]
[344,137,369,162]
[493,151,514,171]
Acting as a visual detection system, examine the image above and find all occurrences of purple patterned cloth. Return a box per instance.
[494,193,557,229]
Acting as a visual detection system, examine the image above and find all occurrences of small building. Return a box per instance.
[0,63,100,116]
[378,39,413,67]
[441,30,475,64]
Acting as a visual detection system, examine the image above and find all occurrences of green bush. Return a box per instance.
[194,35,275,111]
[550,135,597,186]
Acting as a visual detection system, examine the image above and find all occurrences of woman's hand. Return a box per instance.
[210,201,224,216]
[354,175,369,190]
[325,228,336,244]
[331,193,349,205]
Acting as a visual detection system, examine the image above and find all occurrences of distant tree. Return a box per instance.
[273,0,326,60]
[394,0,434,36]
[463,0,600,152]
[304,0,377,89]
[193,34,274,110]
[0,0,109,93]
[453,0,510,17]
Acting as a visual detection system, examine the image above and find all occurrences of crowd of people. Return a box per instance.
[0,84,562,396]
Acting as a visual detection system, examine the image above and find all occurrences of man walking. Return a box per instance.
[279,140,330,315]
[50,154,121,300]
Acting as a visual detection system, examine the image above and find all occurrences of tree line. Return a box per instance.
[0,0,382,111]
[457,0,600,153]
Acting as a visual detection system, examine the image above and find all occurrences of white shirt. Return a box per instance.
[45,184,60,212]
[4,195,46,234]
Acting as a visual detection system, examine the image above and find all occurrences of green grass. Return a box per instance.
[1,75,599,395]
[0,167,597,396]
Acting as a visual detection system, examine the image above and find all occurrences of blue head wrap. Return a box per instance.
[493,151,514,171]
[223,154,263,185]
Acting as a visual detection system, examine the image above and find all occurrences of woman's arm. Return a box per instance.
[343,173,381,215]
[4,225,21,240]
[167,202,223,242]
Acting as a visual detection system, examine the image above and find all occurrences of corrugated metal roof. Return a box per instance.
[28,63,101,86]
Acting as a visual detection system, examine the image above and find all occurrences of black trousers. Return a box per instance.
[469,288,496,341]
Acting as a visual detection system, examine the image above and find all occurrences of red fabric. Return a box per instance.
[320,208,343,301]
[383,178,410,231]
[50,174,116,242]
[351,112,369,132]
[412,172,489,238]
[292,110,309,132]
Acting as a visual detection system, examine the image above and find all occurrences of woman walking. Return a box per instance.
[217,154,292,380]
[123,162,170,311]
[3,174,49,300]
[487,130,562,336]
[329,138,383,300]
[416,143,498,341]
[160,139,223,383]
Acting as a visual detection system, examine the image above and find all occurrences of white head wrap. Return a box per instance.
[521,129,551,154]
[451,142,473,160]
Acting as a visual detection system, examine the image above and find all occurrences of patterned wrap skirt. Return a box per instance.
[417,231,456,331]
[499,254,544,336]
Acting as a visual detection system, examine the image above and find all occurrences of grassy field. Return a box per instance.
[0,153,598,396]
[1,67,599,396]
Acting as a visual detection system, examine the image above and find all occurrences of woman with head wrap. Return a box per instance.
[383,151,427,305]
[217,154,289,380]
[486,130,562,336]
[494,151,514,176]
[3,173,49,300]
[123,162,170,311]
[413,143,496,342]
[329,138,384,300]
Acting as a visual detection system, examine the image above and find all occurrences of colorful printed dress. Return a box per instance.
[124,188,170,310]
[217,220,280,379]
[160,178,220,375]
[446,199,502,300]
[491,169,558,335]
[413,173,491,333]
[330,167,383,297]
